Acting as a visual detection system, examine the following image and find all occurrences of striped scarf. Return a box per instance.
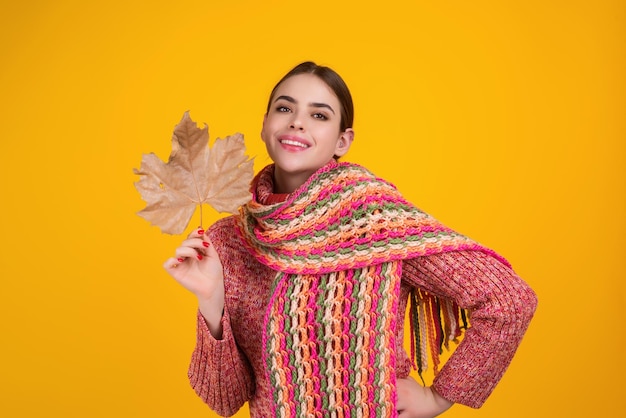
[236,162,507,417]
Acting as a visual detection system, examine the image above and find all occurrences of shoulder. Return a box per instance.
[206,215,239,245]
[208,215,237,233]
[206,215,249,260]
[206,215,272,287]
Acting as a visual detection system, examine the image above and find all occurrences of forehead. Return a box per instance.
[273,74,339,105]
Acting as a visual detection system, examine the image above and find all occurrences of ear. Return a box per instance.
[260,113,268,143]
[334,128,354,157]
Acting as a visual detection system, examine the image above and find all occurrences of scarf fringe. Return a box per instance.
[240,162,503,414]
[409,289,469,383]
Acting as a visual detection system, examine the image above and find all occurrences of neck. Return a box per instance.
[272,168,308,194]
[272,161,335,194]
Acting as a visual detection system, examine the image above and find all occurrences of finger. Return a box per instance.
[181,237,208,250]
[179,238,211,257]
[175,247,201,259]
[163,257,183,270]
[176,244,210,261]
[185,226,205,239]
[203,239,218,258]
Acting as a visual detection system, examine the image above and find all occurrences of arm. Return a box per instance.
[164,225,255,416]
[163,227,225,338]
[402,250,537,408]
[188,308,255,416]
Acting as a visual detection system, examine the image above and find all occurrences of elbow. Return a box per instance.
[501,280,538,335]
[527,286,538,317]
[474,278,538,334]
[518,281,538,324]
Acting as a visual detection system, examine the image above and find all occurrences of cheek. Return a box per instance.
[260,119,272,143]
[261,115,281,138]
[320,125,342,143]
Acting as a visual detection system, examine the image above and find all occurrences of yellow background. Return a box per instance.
[1,1,623,417]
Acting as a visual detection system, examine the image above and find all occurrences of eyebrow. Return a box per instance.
[274,95,335,114]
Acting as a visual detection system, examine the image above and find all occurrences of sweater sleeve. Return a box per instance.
[402,250,537,408]
[188,308,255,417]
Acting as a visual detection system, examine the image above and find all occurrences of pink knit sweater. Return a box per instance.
[188,214,537,417]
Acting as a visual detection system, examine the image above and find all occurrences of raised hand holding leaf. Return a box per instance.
[133,111,254,234]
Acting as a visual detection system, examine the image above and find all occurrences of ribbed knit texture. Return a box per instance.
[190,222,537,417]
[187,162,537,417]
[235,163,512,417]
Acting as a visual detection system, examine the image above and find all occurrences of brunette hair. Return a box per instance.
[265,61,354,131]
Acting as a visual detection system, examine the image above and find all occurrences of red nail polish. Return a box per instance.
[197,254,203,260]
[197,229,204,235]
[177,258,184,263]
[202,242,210,248]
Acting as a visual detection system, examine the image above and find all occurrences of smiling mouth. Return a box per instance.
[280,139,309,148]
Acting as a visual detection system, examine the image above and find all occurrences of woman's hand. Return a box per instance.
[164,227,225,338]
[397,376,453,417]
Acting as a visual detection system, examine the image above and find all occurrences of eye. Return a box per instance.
[275,105,291,113]
[312,113,328,120]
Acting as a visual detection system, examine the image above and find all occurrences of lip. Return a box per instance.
[278,134,311,150]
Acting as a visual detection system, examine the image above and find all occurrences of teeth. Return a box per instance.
[281,139,308,148]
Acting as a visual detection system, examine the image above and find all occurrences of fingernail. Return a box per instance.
[197,229,204,235]
[196,254,203,260]
[202,241,210,248]
[177,258,184,263]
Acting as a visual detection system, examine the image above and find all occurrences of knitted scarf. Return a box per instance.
[236,162,508,417]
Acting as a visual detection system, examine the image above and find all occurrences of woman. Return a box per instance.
[164,61,537,417]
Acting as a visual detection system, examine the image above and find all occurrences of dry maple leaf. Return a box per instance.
[133,111,254,234]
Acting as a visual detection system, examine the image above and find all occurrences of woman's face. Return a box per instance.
[261,73,353,192]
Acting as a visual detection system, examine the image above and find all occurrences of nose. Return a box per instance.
[289,114,304,130]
